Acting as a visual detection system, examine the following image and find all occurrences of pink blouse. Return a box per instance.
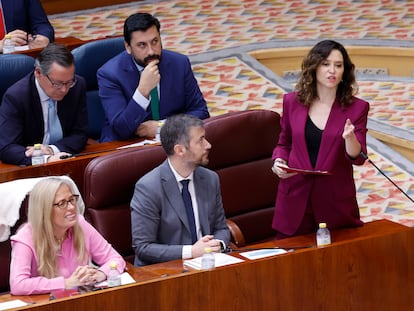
[9,215,126,295]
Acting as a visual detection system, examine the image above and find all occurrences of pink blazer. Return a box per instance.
[272,92,369,236]
[10,215,126,295]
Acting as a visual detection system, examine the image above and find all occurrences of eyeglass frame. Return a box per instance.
[45,74,77,89]
[53,194,80,210]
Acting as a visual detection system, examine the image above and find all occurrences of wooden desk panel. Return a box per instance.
[41,0,136,15]
[1,220,413,310]
[0,139,155,193]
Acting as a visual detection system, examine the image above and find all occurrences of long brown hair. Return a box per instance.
[295,40,357,107]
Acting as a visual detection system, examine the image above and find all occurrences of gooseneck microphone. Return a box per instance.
[361,152,414,204]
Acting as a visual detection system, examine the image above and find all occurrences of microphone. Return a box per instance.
[361,151,414,204]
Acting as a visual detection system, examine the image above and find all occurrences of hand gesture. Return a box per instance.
[271,159,297,179]
[4,29,28,46]
[191,235,222,258]
[64,265,106,289]
[135,120,158,138]
[138,60,160,98]
[342,118,355,140]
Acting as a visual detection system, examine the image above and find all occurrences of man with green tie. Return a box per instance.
[97,12,209,142]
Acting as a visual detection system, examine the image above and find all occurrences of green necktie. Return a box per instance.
[150,86,160,120]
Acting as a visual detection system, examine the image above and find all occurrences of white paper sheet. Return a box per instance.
[239,248,288,260]
[184,253,244,270]
[117,139,159,149]
[0,299,29,310]
[94,272,136,287]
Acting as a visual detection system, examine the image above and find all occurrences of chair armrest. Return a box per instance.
[226,219,246,248]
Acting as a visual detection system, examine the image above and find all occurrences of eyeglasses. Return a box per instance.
[46,74,77,89]
[53,195,79,209]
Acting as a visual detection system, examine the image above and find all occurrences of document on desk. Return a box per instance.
[14,45,30,51]
[239,248,288,260]
[0,299,30,310]
[184,253,244,270]
[117,139,160,149]
[94,272,136,287]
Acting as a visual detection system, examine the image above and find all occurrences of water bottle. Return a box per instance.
[3,34,15,54]
[316,222,331,247]
[201,247,215,270]
[31,144,45,165]
[107,261,121,287]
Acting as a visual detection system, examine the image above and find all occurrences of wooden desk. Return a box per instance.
[1,219,413,310]
[0,139,157,193]
[41,0,136,14]
[13,37,85,58]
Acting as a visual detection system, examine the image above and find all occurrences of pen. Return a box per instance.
[27,34,37,43]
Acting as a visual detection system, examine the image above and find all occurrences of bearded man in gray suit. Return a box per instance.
[130,114,230,266]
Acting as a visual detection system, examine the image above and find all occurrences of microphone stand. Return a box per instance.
[361,152,414,204]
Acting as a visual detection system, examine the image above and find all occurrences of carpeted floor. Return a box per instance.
[49,0,414,226]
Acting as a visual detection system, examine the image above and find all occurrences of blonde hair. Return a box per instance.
[28,177,87,278]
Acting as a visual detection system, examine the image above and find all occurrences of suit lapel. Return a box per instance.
[295,104,314,169]
[29,74,46,137]
[193,169,209,236]
[315,100,347,169]
[120,52,141,93]
[158,53,172,113]
[160,161,193,235]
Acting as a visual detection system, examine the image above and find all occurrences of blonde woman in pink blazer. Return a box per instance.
[10,177,125,295]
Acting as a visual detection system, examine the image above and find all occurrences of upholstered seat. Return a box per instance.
[0,54,35,103]
[204,110,281,246]
[83,145,166,263]
[83,109,281,263]
[72,37,125,140]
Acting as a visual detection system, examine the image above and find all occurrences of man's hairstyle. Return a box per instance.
[160,114,204,156]
[124,13,161,45]
[34,43,74,76]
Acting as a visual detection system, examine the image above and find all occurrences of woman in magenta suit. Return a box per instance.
[271,40,369,238]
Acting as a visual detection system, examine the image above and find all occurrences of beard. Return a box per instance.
[134,53,162,67]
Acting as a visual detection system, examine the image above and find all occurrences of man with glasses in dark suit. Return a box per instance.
[0,43,88,165]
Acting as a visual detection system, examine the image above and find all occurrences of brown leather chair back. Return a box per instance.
[0,196,29,293]
[83,110,281,262]
[83,146,166,262]
[204,110,281,246]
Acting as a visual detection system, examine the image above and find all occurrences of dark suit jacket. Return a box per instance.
[2,0,54,42]
[0,72,88,166]
[272,92,369,236]
[97,50,209,142]
[130,160,230,266]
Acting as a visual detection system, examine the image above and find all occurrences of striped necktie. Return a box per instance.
[48,99,63,144]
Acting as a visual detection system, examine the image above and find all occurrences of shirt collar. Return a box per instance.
[35,77,50,102]
[167,158,194,182]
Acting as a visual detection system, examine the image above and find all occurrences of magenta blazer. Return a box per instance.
[272,92,369,236]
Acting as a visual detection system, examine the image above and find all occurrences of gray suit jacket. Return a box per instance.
[130,160,230,266]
